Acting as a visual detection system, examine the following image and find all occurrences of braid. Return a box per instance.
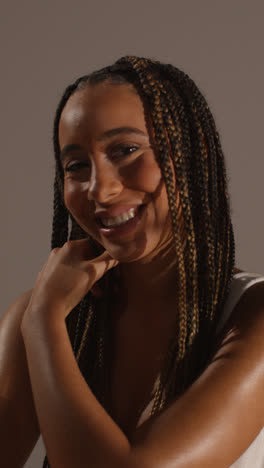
[51,176,68,249]
[43,56,235,467]
[113,56,234,406]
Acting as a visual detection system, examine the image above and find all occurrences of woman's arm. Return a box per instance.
[20,238,264,468]
[130,281,264,468]
[0,290,40,468]
[20,240,132,468]
[21,308,131,468]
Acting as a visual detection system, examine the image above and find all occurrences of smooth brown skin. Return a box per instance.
[0,289,40,467]
[1,81,264,467]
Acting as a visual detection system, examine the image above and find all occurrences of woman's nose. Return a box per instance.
[87,161,123,203]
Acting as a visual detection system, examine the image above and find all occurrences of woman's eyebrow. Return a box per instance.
[98,126,147,141]
[59,127,148,162]
[59,144,82,162]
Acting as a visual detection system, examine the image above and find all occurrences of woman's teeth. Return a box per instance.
[101,207,138,228]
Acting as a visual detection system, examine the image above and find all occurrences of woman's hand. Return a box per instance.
[21,239,118,328]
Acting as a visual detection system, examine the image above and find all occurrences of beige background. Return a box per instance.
[1,1,263,466]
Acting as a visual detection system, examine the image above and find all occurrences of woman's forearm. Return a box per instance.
[0,291,40,467]
[21,308,131,468]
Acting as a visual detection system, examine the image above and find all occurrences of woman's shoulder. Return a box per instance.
[0,289,33,329]
[215,268,264,337]
[130,271,264,467]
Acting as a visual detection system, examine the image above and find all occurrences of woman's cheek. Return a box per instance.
[64,181,79,215]
[123,154,163,193]
[64,182,93,229]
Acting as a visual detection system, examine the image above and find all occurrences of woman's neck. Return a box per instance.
[115,240,180,327]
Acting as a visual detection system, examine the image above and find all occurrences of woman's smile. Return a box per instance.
[58,81,174,262]
[95,203,146,238]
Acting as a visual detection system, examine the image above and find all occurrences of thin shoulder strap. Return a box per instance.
[216,272,264,336]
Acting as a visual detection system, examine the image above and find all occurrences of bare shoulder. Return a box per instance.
[215,268,264,349]
[222,273,264,338]
[129,277,264,468]
[1,289,33,326]
[13,288,33,306]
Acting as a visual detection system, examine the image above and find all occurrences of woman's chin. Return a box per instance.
[103,242,155,264]
[107,250,144,264]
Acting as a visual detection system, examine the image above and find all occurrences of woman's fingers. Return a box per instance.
[81,250,119,287]
[82,250,119,297]
[86,249,118,268]
[61,238,98,263]
[24,239,119,323]
[60,240,118,276]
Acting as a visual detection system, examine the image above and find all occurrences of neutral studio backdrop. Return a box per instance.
[1,1,263,466]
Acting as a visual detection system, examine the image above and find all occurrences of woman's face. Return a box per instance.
[58,81,175,262]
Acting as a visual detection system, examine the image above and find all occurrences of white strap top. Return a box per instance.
[216,272,264,336]
[217,272,264,467]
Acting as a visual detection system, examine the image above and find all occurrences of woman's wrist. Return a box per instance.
[21,302,67,338]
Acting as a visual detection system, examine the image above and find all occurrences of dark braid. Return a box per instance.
[51,177,68,249]
[42,56,235,467]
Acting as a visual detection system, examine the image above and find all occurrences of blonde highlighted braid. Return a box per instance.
[43,56,235,468]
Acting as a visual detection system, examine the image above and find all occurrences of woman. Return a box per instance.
[1,56,264,468]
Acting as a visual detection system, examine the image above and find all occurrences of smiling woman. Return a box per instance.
[59,82,175,264]
[1,55,264,468]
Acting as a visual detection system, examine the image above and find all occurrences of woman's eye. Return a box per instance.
[110,145,139,159]
[64,145,141,173]
[65,162,90,172]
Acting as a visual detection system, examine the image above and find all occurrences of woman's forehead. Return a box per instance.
[60,83,147,130]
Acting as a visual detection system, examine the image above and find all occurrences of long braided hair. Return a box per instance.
[42,56,235,467]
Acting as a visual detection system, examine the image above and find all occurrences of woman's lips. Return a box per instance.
[97,204,146,238]
[94,204,141,219]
